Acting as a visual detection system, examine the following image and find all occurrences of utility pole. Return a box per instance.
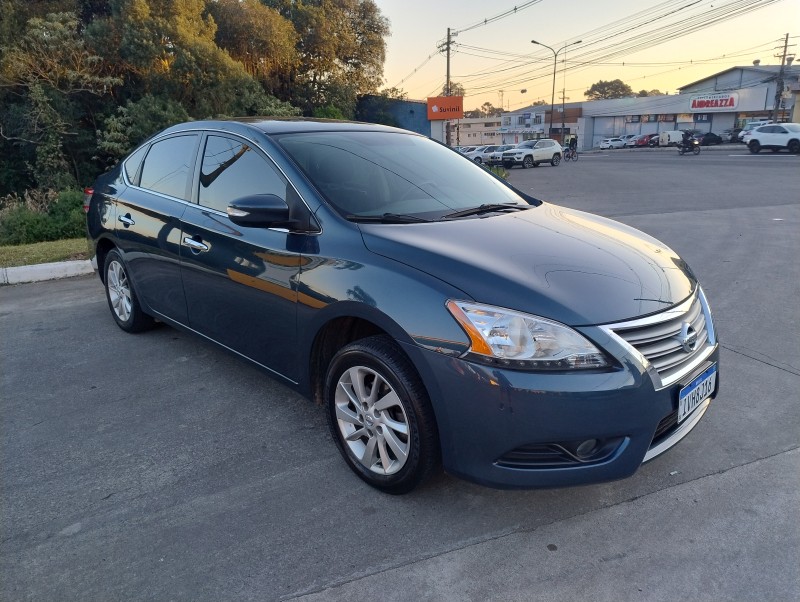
[439,28,457,145]
[559,90,569,144]
[446,27,452,97]
[770,33,793,121]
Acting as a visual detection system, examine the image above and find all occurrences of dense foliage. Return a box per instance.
[0,0,390,199]
[584,79,635,100]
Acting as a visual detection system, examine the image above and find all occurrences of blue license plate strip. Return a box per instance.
[678,364,717,423]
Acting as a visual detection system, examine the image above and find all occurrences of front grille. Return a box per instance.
[607,290,714,387]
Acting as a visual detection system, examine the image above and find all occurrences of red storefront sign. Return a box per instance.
[689,92,739,112]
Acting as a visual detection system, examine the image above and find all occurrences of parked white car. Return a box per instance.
[465,145,503,164]
[486,144,515,166]
[501,139,563,167]
[600,138,626,149]
[462,146,490,162]
[744,123,800,154]
[738,120,773,142]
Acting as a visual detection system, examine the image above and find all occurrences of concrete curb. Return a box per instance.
[0,259,96,285]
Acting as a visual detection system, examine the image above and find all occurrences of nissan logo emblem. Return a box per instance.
[677,322,698,353]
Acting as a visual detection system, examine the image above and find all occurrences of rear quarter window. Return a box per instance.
[139,135,199,200]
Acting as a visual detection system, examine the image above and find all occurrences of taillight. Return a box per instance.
[83,187,93,213]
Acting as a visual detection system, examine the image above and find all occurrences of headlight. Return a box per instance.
[446,300,610,370]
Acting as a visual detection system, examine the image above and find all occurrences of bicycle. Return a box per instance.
[563,148,579,161]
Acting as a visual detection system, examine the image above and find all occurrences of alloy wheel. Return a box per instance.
[334,365,410,475]
[107,260,132,323]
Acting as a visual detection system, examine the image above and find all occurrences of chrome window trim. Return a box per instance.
[119,128,321,235]
[599,288,717,389]
[642,398,710,463]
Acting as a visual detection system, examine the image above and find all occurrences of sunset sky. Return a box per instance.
[373,0,799,111]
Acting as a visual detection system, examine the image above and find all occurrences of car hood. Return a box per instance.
[359,203,695,326]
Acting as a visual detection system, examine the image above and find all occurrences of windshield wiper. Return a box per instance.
[443,203,530,219]
[346,213,432,224]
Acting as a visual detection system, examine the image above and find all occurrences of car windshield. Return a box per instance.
[275,131,526,219]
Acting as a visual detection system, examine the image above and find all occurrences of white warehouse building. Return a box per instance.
[496,64,800,150]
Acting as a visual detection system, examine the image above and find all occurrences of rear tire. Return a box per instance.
[788,140,800,154]
[103,249,155,333]
[324,335,440,494]
[474,157,482,164]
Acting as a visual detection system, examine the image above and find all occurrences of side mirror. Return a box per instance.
[226,194,293,228]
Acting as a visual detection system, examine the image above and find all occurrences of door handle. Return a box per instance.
[118,214,135,227]
[182,236,209,253]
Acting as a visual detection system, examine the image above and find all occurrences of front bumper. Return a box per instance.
[400,339,720,489]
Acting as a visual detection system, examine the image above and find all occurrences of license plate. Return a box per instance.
[678,364,717,423]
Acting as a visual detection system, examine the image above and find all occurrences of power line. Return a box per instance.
[460,0,785,95]
[452,1,545,35]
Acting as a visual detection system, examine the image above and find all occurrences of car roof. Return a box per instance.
[156,118,411,138]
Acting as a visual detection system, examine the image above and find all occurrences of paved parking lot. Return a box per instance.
[1,151,798,601]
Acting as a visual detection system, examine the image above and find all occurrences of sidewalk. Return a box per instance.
[0,259,95,285]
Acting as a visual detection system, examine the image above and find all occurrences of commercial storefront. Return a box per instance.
[499,65,799,150]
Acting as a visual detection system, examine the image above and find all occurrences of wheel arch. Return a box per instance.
[309,315,390,405]
[95,237,117,284]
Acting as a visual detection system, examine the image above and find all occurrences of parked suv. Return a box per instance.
[502,139,562,168]
[744,123,800,154]
[86,119,719,493]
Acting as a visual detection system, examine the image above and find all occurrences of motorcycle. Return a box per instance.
[678,138,701,155]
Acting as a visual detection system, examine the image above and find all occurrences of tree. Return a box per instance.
[86,0,297,118]
[480,102,502,117]
[207,0,298,83]
[0,11,121,189]
[637,89,663,97]
[441,81,465,97]
[584,79,634,100]
[262,0,389,116]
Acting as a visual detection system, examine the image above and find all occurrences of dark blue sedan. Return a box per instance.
[87,119,719,493]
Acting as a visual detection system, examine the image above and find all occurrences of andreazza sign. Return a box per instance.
[689,92,739,112]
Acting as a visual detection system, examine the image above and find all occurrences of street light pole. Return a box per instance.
[531,39,581,140]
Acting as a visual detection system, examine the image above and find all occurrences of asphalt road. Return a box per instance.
[2,150,799,601]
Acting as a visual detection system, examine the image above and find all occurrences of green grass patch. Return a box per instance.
[0,238,89,268]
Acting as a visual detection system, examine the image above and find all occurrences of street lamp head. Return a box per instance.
[531,40,539,45]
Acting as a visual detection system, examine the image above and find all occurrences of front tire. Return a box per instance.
[551,154,561,166]
[522,156,533,169]
[103,249,155,333]
[324,335,440,494]
[474,157,482,164]
[749,141,761,154]
[692,145,701,155]
[788,140,800,154]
